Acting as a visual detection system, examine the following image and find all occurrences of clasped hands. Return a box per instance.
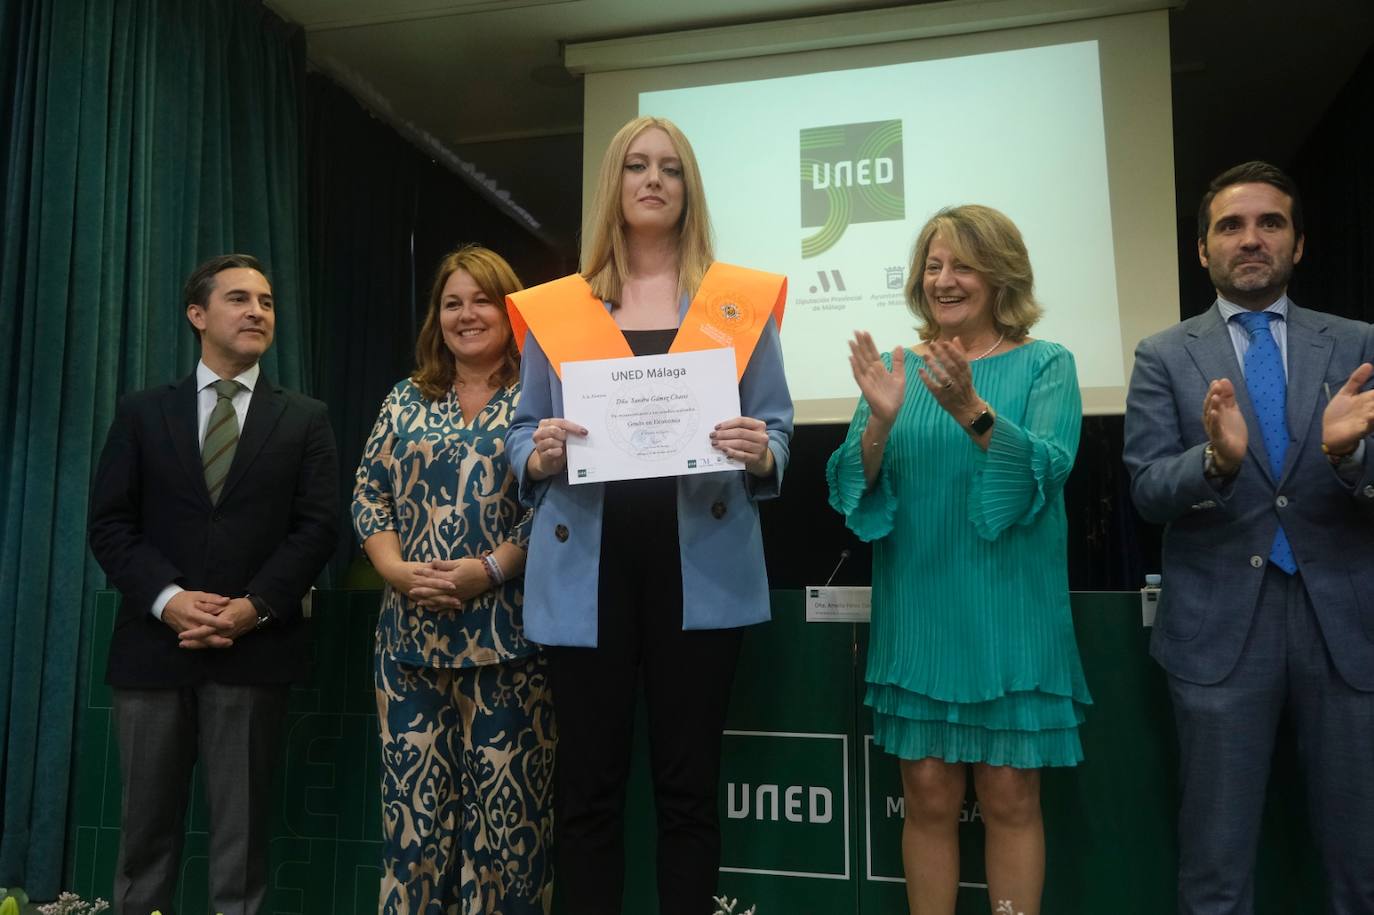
[528,415,775,478]
[1203,363,1374,475]
[391,558,490,610]
[162,590,257,650]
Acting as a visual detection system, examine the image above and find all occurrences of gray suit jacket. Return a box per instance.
[1123,302,1374,688]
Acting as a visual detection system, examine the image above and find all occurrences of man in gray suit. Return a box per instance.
[1124,161,1374,914]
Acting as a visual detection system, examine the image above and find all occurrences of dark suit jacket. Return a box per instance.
[1123,302,1374,689]
[89,370,338,688]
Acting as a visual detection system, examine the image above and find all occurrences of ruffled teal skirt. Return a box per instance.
[868,682,1086,768]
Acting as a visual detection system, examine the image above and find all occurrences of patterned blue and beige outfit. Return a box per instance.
[353,378,553,915]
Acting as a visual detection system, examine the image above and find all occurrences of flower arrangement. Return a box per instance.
[36,893,108,915]
[0,887,234,915]
[711,896,757,915]
[0,890,111,915]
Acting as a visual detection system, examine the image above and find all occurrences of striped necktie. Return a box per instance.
[203,379,242,503]
[1231,310,1297,574]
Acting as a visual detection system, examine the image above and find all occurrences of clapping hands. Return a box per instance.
[847,331,906,426]
[1322,363,1374,457]
[1202,378,1247,475]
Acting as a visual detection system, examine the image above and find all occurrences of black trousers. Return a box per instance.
[548,477,745,915]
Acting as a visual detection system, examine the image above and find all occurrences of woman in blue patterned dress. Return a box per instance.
[353,245,553,915]
[827,206,1089,915]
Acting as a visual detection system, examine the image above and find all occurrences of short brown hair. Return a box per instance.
[581,116,714,305]
[1197,160,1303,242]
[183,253,268,337]
[412,245,524,399]
[906,205,1041,342]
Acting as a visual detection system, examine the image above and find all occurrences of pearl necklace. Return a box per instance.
[968,333,1005,361]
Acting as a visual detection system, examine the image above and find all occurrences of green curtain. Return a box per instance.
[0,0,308,897]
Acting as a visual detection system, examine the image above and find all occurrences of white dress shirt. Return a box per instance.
[151,361,261,620]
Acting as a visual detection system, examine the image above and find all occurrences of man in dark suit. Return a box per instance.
[1124,162,1374,914]
[89,254,338,915]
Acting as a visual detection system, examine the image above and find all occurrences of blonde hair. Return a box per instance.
[412,245,524,399]
[581,116,714,305]
[906,204,1042,342]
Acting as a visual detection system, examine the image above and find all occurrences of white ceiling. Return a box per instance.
[265,0,1374,258]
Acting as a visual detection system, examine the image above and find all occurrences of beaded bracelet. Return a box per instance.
[481,552,505,589]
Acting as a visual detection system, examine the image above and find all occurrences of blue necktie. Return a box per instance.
[1232,310,1296,574]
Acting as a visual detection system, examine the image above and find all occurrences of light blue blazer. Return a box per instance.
[507,294,794,648]
[1123,302,1374,688]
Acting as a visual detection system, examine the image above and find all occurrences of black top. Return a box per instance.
[600,329,680,567]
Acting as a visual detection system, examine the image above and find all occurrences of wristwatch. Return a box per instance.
[968,408,995,435]
[1203,443,1237,478]
[246,593,275,630]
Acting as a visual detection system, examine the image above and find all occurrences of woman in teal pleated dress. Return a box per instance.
[827,205,1090,915]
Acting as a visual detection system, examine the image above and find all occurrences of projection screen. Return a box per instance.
[569,2,1180,421]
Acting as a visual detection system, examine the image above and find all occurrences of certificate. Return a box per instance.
[562,347,743,484]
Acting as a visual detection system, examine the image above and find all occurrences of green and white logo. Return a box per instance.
[719,730,850,879]
[799,120,905,259]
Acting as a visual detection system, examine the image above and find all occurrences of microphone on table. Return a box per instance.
[824,548,852,587]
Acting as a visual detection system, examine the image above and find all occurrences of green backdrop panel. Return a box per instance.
[69,591,1325,913]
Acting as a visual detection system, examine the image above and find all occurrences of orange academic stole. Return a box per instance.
[506,263,786,380]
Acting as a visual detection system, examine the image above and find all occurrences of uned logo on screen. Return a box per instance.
[799,119,905,259]
[810,157,895,189]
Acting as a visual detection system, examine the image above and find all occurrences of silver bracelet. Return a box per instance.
[481,553,505,588]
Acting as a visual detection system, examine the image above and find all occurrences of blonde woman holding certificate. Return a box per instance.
[506,116,792,915]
